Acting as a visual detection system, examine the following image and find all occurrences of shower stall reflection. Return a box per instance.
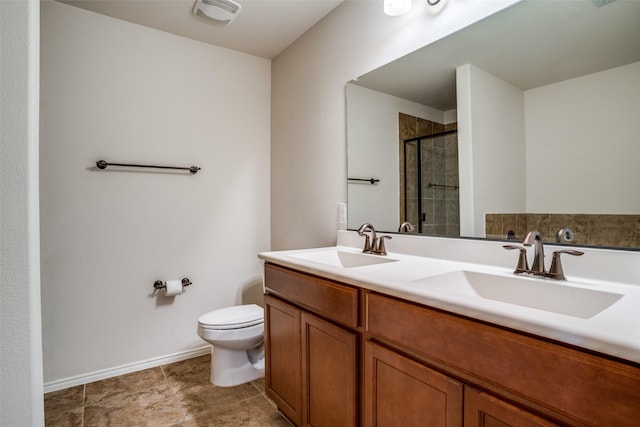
[402,130,460,236]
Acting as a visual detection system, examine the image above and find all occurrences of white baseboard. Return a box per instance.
[43,346,211,393]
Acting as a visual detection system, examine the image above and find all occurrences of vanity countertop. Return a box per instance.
[258,245,640,364]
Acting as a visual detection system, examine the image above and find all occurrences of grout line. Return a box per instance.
[159,363,188,425]
[250,379,281,411]
[249,378,294,425]
[81,384,86,427]
[251,380,270,401]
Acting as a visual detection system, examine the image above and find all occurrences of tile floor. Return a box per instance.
[44,354,292,426]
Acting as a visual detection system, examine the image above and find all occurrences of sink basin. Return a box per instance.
[413,271,623,319]
[289,249,398,268]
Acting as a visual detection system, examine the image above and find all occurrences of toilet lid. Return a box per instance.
[198,304,264,329]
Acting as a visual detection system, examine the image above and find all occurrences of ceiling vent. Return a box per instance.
[193,0,242,25]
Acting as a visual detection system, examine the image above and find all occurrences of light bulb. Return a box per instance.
[384,0,412,16]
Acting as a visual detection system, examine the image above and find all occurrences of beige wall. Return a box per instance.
[40,1,271,386]
[525,61,640,214]
[270,0,519,250]
[345,84,447,231]
[0,0,44,425]
[457,64,527,237]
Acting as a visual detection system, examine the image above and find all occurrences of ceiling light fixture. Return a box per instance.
[384,0,442,16]
[384,0,412,16]
[193,0,242,25]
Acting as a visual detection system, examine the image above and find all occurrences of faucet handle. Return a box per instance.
[375,235,392,255]
[503,245,529,274]
[361,235,372,253]
[546,249,584,280]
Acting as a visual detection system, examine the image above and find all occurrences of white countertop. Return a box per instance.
[258,244,640,364]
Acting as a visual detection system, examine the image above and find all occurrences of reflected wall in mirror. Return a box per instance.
[346,0,640,249]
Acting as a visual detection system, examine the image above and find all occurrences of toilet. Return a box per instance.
[197,304,265,387]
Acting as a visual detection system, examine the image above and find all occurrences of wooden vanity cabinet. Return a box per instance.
[263,262,640,427]
[365,291,640,427]
[264,264,359,427]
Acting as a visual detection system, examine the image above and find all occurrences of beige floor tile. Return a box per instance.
[85,367,167,404]
[45,385,85,413]
[250,378,279,409]
[83,388,184,426]
[163,355,212,392]
[184,395,291,427]
[250,378,265,393]
[164,354,263,421]
[45,408,83,427]
[45,385,85,427]
[173,382,261,421]
[44,355,278,426]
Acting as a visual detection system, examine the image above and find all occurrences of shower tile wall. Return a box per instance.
[485,213,640,249]
[422,132,459,236]
[399,113,459,236]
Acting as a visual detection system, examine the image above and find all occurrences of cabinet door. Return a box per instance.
[265,295,302,426]
[301,312,357,427]
[364,341,463,427]
[464,388,559,427]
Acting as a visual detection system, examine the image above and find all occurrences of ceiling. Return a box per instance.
[57,0,344,59]
[352,0,640,110]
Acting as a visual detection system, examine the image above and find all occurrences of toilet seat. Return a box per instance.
[198,304,264,330]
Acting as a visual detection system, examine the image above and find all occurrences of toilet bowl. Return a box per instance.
[197,304,265,387]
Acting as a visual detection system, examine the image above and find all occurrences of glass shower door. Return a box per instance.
[403,131,459,236]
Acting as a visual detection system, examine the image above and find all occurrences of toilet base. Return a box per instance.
[210,345,265,387]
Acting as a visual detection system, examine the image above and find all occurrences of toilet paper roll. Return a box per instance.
[164,280,183,297]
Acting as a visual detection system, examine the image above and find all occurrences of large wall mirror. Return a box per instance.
[346,0,640,249]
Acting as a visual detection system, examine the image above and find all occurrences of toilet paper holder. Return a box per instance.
[153,278,192,290]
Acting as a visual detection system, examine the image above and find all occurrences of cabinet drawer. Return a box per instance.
[366,291,640,426]
[264,263,359,328]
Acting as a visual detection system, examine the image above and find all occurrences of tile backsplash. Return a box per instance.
[486,213,640,249]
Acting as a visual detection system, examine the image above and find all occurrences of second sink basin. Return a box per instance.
[413,271,623,319]
[289,249,398,268]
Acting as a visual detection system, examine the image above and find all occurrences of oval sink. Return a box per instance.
[289,249,398,268]
[413,271,623,319]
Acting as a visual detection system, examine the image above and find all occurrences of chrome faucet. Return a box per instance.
[398,222,415,233]
[522,231,545,275]
[505,230,584,280]
[357,223,377,254]
[357,223,391,255]
[375,235,392,255]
